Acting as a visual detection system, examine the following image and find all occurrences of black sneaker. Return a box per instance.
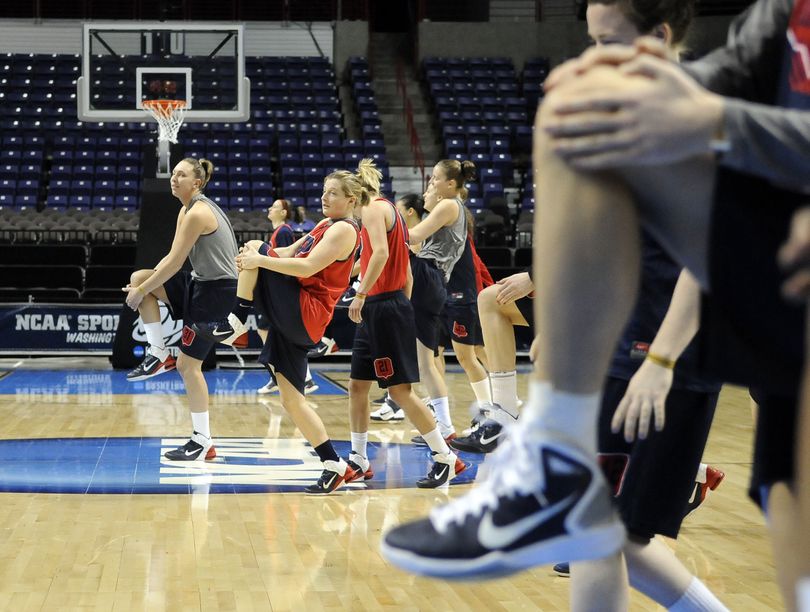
[417,451,467,488]
[304,459,347,494]
[335,286,356,308]
[191,313,247,346]
[380,430,625,579]
[553,562,570,576]
[372,393,388,405]
[164,431,215,461]
[307,336,337,359]
[450,419,504,454]
[126,352,176,381]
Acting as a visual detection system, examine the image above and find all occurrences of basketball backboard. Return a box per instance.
[77,23,249,123]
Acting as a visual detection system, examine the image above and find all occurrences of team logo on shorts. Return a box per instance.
[182,325,196,346]
[452,321,468,338]
[374,357,394,380]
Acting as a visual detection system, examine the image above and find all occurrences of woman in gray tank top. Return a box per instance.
[123,157,238,463]
[405,159,476,444]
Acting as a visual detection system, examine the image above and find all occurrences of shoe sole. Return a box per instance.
[304,385,319,395]
[344,469,374,484]
[126,363,176,382]
[371,412,405,422]
[380,521,625,580]
[448,438,499,454]
[164,446,216,462]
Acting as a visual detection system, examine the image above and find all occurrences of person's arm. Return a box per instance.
[239,221,356,278]
[271,232,310,259]
[349,203,390,323]
[610,269,702,441]
[407,198,458,244]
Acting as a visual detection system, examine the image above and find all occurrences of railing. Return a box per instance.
[395,59,426,190]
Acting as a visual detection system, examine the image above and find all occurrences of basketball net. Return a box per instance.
[142,99,187,144]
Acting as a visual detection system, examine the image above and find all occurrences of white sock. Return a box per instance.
[490,371,518,417]
[421,427,450,455]
[470,378,492,404]
[668,577,729,612]
[431,396,453,433]
[144,321,168,359]
[798,578,810,612]
[350,432,368,458]
[522,380,599,454]
[694,463,708,483]
[191,411,210,439]
[306,364,313,383]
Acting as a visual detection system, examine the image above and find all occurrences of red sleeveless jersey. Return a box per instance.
[296,218,360,342]
[360,198,410,296]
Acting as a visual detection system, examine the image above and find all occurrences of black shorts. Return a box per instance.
[253,268,315,395]
[748,387,799,510]
[701,167,806,395]
[597,376,719,539]
[439,301,483,348]
[163,271,237,361]
[350,290,420,388]
[410,255,447,351]
[515,295,535,332]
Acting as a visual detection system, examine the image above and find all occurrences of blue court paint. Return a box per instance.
[0,437,482,494]
[0,369,345,395]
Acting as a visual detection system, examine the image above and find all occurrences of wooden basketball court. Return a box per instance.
[0,357,780,610]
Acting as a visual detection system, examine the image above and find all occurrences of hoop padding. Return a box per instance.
[143,100,187,144]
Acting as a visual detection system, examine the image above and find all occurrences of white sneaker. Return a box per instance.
[304,379,319,394]
[257,378,278,394]
[371,397,405,421]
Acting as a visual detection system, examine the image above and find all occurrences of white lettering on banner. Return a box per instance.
[77,314,119,331]
[132,304,184,346]
[15,314,70,331]
[66,332,116,344]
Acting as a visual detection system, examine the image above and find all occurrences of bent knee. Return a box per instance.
[130,269,153,285]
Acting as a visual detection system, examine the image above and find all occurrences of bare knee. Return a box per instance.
[175,353,200,378]
[130,269,153,285]
[246,240,264,250]
[454,345,476,370]
[348,378,372,398]
[478,284,499,314]
[387,384,412,405]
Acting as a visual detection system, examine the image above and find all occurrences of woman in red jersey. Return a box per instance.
[197,171,361,494]
[343,161,466,489]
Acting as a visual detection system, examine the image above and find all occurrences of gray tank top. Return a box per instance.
[188,194,239,281]
[417,196,467,282]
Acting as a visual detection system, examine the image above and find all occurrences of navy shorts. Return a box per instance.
[515,295,534,331]
[350,290,420,388]
[410,255,447,351]
[439,301,482,348]
[253,268,315,395]
[163,271,237,361]
[598,376,719,539]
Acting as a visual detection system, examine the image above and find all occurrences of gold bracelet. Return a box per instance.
[646,352,675,370]
[355,292,368,300]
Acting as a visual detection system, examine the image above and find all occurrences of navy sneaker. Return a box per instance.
[416,451,467,488]
[380,430,625,579]
[307,336,337,359]
[553,562,570,576]
[126,351,176,382]
[164,431,215,461]
[305,459,348,494]
[191,313,247,347]
[450,419,504,454]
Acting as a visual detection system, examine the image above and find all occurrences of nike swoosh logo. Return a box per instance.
[323,473,337,489]
[184,449,199,457]
[341,295,356,303]
[211,329,233,338]
[479,431,503,446]
[477,492,579,549]
[433,465,449,481]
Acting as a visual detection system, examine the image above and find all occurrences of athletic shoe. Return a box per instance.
[462,404,493,436]
[191,313,247,347]
[380,429,625,579]
[305,459,349,494]
[553,562,570,576]
[371,397,405,422]
[450,419,504,454]
[411,432,457,446]
[126,351,176,381]
[308,336,337,359]
[164,431,215,461]
[684,465,725,517]
[304,378,319,394]
[416,451,467,488]
[335,286,356,308]
[344,451,374,483]
[372,393,388,405]
[257,377,278,394]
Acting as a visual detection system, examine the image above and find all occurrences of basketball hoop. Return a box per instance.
[142,99,187,144]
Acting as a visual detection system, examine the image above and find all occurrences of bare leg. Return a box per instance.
[478,284,527,372]
[474,345,489,372]
[130,269,169,324]
[388,384,443,435]
[276,372,328,446]
[416,339,448,399]
[452,340,488,385]
[348,378,373,434]
[175,353,207,413]
[570,554,629,612]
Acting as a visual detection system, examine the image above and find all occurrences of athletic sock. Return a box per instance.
[522,380,599,454]
[143,322,169,360]
[431,396,453,432]
[350,432,368,458]
[668,577,729,612]
[490,371,518,417]
[191,411,211,439]
[470,378,492,404]
[694,463,708,483]
[313,440,339,463]
[233,299,254,324]
[421,427,450,455]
